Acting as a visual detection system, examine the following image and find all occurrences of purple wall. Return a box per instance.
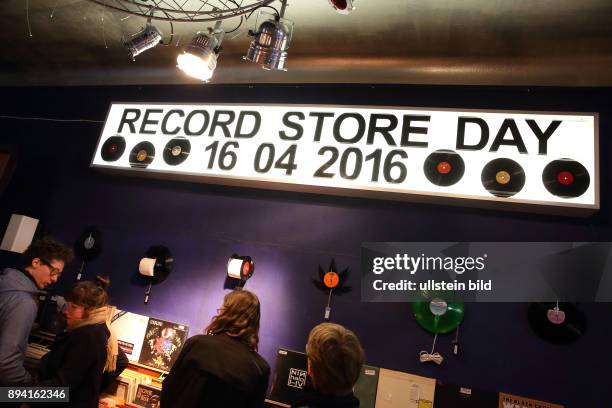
[1,84,611,407]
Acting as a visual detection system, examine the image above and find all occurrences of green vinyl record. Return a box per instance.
[412,298,465,334]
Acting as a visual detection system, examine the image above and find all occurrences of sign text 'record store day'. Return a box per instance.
[91,103,598,212]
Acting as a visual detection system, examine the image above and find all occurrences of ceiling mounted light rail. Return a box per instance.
[81,0,356,82]
[85,0,277,22]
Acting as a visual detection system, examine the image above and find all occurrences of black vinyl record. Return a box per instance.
[481,158,525,197]
[143,245,174,284]
[163,138,191,166]
[423,149,465,187]
[528,302,586,344]
[74,227,102,262]
[101,136,126,162]
[542,158,590,198]
[129,141,155,168]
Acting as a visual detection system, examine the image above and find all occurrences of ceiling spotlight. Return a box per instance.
[328,0,356,14]
[124,24,162,60]
[227,254,255,281]
[244,1,293,71]
[177,21,224,82]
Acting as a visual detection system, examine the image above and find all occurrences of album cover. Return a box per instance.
[114,375,134,404]
[267,348,309,406]
[138,317,189,371]
[375,368,436,408]
[353,365,379,408]
[435,382,498,407]
[498,392,564,408]
[111,310,150,362]
[133,383,162,408]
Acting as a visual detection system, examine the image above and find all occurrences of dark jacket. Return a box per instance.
[0,267,39,385]
[161,334,270,408]
[37,322,120,408]
[292,385,360,408]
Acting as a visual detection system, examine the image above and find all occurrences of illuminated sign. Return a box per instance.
[91,103,599,215]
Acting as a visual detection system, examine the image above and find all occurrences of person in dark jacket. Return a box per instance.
[161,289,270,408]
[0,237,73,386]
[36,276,127,408]
[293,323,365,408]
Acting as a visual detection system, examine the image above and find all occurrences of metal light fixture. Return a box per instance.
[244,0,293,71]
[328,0,356,14]
[177,21,225,82]
[124,24,162,60]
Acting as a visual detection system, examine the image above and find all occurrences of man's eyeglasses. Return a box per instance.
[40,258,62,277]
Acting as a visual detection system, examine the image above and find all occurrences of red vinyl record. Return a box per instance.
[542,158,590,198]
[101,135,126,162]
[423,149,465,187]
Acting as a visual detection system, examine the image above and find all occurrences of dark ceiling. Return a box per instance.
[1,0,612,87]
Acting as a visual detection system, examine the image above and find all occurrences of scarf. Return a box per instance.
[69,305,119,373]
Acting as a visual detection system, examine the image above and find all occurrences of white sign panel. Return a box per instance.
[91,103,599,214]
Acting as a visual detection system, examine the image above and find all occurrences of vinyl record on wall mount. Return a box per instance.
[101,136,126,162]
[74,227,102,262]
[73,227,103,281]
[163,138,191,166]
[138,245,173,304]
[412,298,465,334]
[528,302,586,344]
[542,158,590,199]
[141,245,174,285]
[481,158,525,198]
[129,141,155,168]
[313,259,351,294]
[423,149,465,187]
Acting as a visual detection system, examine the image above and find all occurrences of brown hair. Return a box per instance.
[22,237,74,268]
[205,289,261,351]
[306,323,365,395]
[65,276,110,310]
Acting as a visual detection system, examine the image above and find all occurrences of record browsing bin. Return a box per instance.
[99,362,163,407]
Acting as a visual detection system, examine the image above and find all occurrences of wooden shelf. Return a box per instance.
[126,360,168,377]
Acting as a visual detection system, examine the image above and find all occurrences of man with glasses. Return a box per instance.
[0,237,73,386]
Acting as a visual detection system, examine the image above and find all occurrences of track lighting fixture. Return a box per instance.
[177,21,225,82]
[91,0,301,78]
[124,24,162,60]
[244,0,293,71]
